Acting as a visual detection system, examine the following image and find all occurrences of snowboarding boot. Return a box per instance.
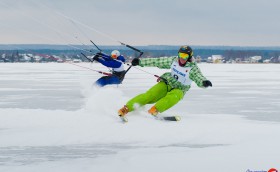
[118,105,129,123]
[148,106,159,116]
[148,106,181,121]
[118,105,129,116]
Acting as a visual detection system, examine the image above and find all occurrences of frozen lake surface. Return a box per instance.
[1,63,279,122]
[0,63,279,172]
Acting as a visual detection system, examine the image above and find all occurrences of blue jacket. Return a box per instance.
[96,53,125,69]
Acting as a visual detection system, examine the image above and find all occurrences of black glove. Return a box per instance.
[131,58,140,66]
[92,54,100,61]
[202,80,212,87]
[96,52,103,56]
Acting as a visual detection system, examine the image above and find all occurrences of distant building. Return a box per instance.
[20,54,33,62]
[270,56,280,63]
[34,55,42,62]
[65,58,72,62]
[263,59,270,63]
[73,59,82,63]
[235,58,242,63]
[195,56,201,63]
[250,56,262,63]
[208,55,223,63]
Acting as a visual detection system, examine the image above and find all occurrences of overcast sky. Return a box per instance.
[0,0,279,46]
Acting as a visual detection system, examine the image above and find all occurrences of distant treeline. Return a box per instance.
[1,44,280,60]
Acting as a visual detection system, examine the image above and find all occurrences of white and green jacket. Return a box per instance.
[139,56,207,94]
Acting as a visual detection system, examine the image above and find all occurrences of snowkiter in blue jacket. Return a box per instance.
[93,50,126,87]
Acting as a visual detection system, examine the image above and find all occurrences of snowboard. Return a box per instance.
[119,115,181,123]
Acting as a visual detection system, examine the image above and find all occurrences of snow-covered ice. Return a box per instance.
[0,63,279,172]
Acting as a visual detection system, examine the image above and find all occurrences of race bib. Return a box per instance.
[171,61,192,85]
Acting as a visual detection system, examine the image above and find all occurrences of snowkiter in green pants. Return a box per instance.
[118,45,212,117]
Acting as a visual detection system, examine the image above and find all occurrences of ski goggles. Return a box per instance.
[178,52,190,60]
[111,54,117,58]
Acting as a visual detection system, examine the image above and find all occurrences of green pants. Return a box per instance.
[126,82,184,113]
